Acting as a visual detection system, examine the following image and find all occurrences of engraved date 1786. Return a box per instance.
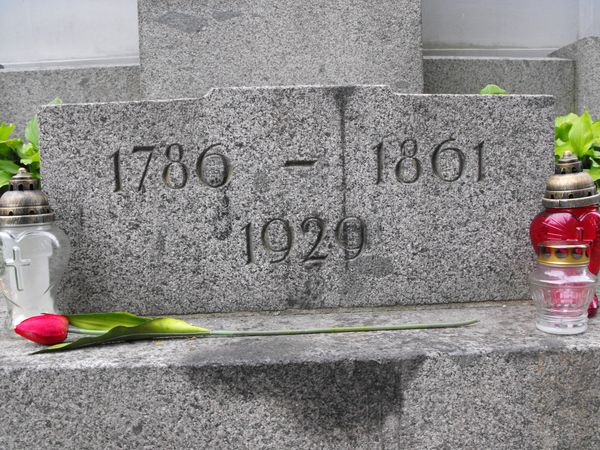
[242,216,366,265]
[110,143,231,192]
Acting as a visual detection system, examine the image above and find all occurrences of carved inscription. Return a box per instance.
[374,138,485,184]
[111,136,485,265]
[110,143,231,192]
[242,217,366,265]
[112,138,484,191]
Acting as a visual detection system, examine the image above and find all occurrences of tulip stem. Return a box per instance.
[68,320,478,339]
[68,326,106,335]
[208,319,478,337]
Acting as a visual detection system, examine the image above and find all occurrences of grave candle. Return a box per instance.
[530,242,597,334]
[0,168,70,330]
[530,151,600,317]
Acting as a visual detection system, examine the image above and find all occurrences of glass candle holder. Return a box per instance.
[529,151,600,318]
[0,169,70,330]
[530,241,597,335]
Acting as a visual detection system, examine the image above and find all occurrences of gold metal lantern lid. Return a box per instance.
[0,168,54,226]
[537,241,590,266]
[542,151,600,208]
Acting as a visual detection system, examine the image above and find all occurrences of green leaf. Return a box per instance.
[593,121,600,142]
[67,311,152,331]
[26,162,41,181]
[0,171,14,187]
[556,113,580,142]
[0,160,21,174]
[582,146,599,158]
[480,84,507,95]
[556,123,573,143]
[556,113,579,128]
[20,151,40,166]
[48,97,63,106]
[569,111,594,158]
[0,140,23,160]
[0,137,23,150]
[0,123,15,141]
[0,147,13,159]
[24,115,39,149]
[17,142,35,159]
[29,164,40,179]
[34,318,210,354]
[17,141,40,171]
[586,166,600,181]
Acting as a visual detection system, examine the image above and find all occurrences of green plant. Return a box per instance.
[554,111,600,186]
[0,98,62,187]
[479,84,507,95]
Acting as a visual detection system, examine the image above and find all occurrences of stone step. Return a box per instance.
[0,65,141,133]
[1,301,598,449]
[137,0,423,98]
[423,56,575,115]
[37,86,553,316]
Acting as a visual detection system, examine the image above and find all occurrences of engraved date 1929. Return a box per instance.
[242,216,366,265]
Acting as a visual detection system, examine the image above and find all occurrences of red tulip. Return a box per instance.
[15,314,69,345]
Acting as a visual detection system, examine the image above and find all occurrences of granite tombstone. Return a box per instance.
[39,86,553,315]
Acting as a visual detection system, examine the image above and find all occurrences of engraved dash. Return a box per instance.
[284,160,317,168]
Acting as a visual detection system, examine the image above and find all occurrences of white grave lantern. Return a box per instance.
[0,168,70,330]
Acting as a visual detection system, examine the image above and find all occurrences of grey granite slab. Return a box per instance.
[39,86,554,315]
[1,301,600,449]
[0,65,141,133]
[137,0,423,98]
[552,36,600,118]
[423,56,575,114]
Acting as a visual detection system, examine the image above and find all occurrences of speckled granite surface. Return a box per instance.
[552,36,600,118]
[423,56,575,114]
[0,65,140,133]
[138,0,423,97]
[39,86,553,315]
[1,301,599,449]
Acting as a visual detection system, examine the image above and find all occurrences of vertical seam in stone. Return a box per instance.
[333,88,348,219]
[333,87,355,275]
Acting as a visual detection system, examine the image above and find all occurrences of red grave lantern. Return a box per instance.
[530,151,600,317]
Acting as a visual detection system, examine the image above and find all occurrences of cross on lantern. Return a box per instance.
[5,246,31,291]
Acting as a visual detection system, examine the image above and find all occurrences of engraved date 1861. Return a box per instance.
[374,137,484,184]
[242,216,366,265]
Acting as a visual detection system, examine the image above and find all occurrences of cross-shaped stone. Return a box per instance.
[5,246,32,291]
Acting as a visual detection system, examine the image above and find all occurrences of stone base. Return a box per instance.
[2,301,598,449]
